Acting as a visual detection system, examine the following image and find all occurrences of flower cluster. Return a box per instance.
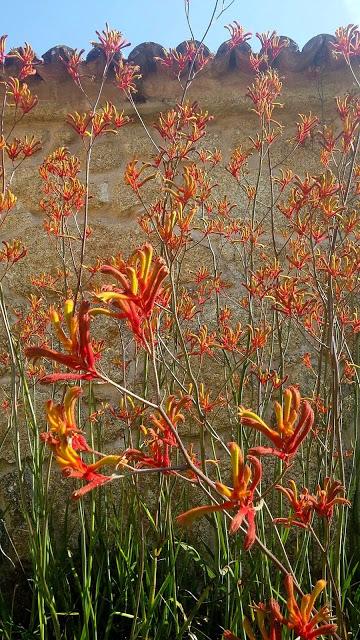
[226,575,337,639]
[177,442,262,550]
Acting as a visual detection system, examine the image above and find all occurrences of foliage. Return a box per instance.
[0,9,360,640]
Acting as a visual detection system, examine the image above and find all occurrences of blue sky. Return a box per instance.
[1,0,360,56]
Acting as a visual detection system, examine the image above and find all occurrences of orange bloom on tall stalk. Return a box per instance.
[226,576,337,640]
[114,59,142,93]
[92,24,130,61]
[127,395,191,470]
[274,480,314,529]
[284,575,337,638]
[227,601,283,639]
[177,443,262,550]
[60,48,85,85]
[0,189,17,214]
[239,386,314,463]
[25,299,100,383]
[43,386,126,499]
[225,22,252,50]
[7,43,39,80]
[93,243,169,349]
[44,386,90,452]
[310,477,351,520]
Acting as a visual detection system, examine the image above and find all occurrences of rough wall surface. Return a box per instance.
[0,35,358,554]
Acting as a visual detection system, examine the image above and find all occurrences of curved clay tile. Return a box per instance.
[37,45,75,81]
[300,34,343,70]
[128,42,164,75]
[213,40,252,74]
[176,40,211,57]
[273,37,302,72]
[84,47,127,77]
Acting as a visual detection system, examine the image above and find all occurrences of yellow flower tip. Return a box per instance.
[64,386,82,404]
[127,266,138,294]
[89,306,115,317]
[215,481,233,499]
[90,454,125,471]
[243,618,256,640]
[303,579,327,619]
[50,308,59,323]
[64,299,74,316]
[312,579,327,599]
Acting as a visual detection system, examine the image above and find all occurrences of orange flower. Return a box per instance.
[256,31,288,64]
[239,386,314,463]
[21,135,41,157]
[229,576,337,640]
[296,113,319,144]
[6,77,38,113]
[226,146,252,179]
[114,59,141,93]
[0,240,27,265]
[43,386,125,499]
[93,243,168,347]
[333,25,360,60]
[7,43,39,80]
[225,22,252,49]
[274,480,314,529]
[44,386,90,451]
[66,111,93,138]
[284,575,337,638]
[92,24,130,61]
[25,299,100,382]
[0,189,17,214]
[124,160,155,192]
[60,48,84,84]
[156,42,211,76]
[129,395,191,470]
[187,324,217,357]
[310,477,350,520]
[177,443,262,550]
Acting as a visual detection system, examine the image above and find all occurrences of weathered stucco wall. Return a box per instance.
[0,34,358,555]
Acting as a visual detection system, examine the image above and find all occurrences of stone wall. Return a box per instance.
[0,34,358,555]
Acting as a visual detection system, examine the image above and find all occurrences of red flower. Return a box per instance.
[239,386,314,463]
[177,443,262,550]
[25,299,100,382]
